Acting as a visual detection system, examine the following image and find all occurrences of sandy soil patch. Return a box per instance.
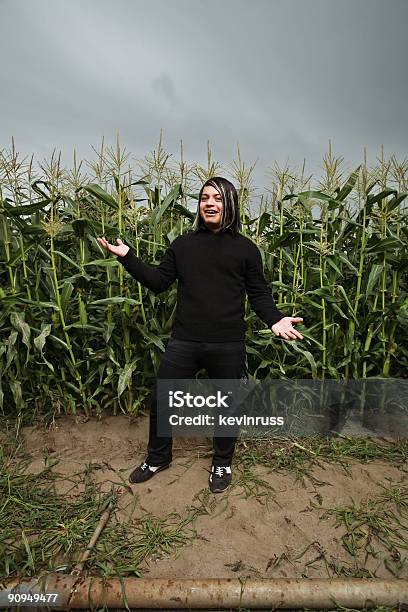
[16,413,408,580]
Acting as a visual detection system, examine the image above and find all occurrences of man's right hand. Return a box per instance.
[97,237,130,257]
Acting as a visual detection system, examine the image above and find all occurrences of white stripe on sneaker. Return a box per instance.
[212,466,232,476]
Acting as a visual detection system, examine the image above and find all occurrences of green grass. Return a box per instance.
[234,436,408,482]
[0,436,211,584]
[318,482,408,578]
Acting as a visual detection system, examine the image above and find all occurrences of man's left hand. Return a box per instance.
[271,317,304,340]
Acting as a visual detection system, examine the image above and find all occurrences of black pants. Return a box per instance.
[146,338,248,467]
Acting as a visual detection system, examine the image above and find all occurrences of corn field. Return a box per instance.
[1,135,407,427]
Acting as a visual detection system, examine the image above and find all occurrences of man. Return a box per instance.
[97,176,303,493]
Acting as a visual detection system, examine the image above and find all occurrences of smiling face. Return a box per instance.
[199,185,223,232]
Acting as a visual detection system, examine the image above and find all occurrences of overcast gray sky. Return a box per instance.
[1,0,407,194]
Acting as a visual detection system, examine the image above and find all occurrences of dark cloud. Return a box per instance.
[1,0,406,193]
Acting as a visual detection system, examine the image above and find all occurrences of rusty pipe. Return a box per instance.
[2,576,408,609]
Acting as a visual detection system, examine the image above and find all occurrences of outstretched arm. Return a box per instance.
[97,237,177,294]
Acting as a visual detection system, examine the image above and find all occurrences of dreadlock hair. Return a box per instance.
[192,176,241,236]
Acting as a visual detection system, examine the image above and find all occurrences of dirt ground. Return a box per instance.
[19,412,408,581]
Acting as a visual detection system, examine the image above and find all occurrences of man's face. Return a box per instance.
[200,185,223,231]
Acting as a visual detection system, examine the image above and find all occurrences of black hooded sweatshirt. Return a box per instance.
[116,226,285,342]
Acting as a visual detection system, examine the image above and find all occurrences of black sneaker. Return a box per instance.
[129,460,171,484]
[209,464,232,493]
